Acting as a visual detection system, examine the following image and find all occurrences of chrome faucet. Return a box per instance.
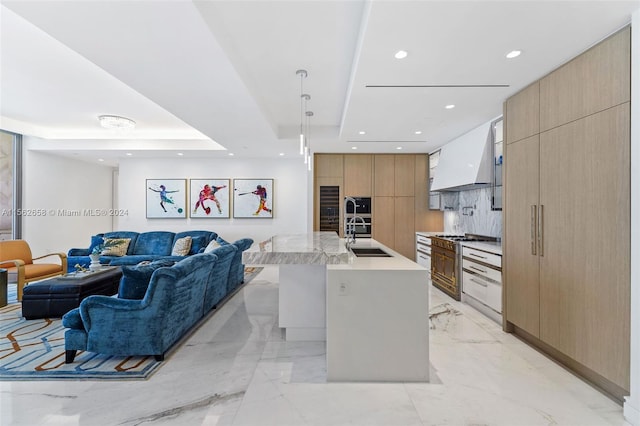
[344,197,366,248]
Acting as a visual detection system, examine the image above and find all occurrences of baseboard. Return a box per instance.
[624,398,640,425]
[510,323,628,404]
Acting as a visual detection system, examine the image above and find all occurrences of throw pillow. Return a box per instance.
[101,238,131,256]
[172,236,192,256]
[203,239,221,253]
[118,259,176,300]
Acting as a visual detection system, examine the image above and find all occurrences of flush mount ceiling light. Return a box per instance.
[506,50,522,59]
[98,115,135,130]
[394,50,408,59]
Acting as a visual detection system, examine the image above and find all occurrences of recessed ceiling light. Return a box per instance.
[415,130,422,135]
[98,158,104,162]
[126,153,132,156]
[359,131,366,135]
[352,146,358,150]
[177,152,183,156]
[228,153,234,156]
[279,153,285,156]
[396,147,403,150]
[506,50,521,59]
[394,50,408,59]
[445,104,455,109]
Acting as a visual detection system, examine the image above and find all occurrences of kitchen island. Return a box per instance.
[243,232,430,382]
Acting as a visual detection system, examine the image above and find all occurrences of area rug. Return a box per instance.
[0,267,263,381]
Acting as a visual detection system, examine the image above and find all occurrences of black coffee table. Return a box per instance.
[21,267,122,319]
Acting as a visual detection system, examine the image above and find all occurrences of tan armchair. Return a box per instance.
[0,240,67,301]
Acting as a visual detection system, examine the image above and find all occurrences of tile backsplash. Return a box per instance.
[443,187,502,238]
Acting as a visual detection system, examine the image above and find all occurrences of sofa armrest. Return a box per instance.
[68,248,90,256]
[79,295,147,331]
[0,258,25,269]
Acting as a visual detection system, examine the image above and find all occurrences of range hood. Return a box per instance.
[431,119,494,192]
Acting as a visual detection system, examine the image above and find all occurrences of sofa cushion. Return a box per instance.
[103,231,139,255]
[204,239,221,253]
[101,238,131,257]
[132,231,175,256]
[172,236,192,256]
[118,259,176,300]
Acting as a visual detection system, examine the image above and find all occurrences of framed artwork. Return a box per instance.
[146,179,187,218]
[233,179,274,218]
[189,179,230,218]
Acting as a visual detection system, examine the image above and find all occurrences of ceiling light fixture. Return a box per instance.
[415,130,422,135]
[352,147,358,150]
[279,152,285,156]
[396,147,403,150]
[98,115,135,130]
[296,69,308,156]
[305,111,313,170]
[445,104,455,109]
[177,152,183,156]
[394,50,408,59]
[506,50,521,59]
[126,153,132,156]
[359,131,366,135]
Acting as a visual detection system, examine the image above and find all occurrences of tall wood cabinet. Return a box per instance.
[504,27,630,398]
[315,153,442,259]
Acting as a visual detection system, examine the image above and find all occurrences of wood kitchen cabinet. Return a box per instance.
[315,154,343,178]
[394,155,415,196]
[539,27,630,132]
[503,27,630,399]
[373,155,394,196]
[504,134,540,337]
[505,81,539,144]
[344,155,372,196]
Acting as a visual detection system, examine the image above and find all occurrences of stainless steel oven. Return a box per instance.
[344,196,372,238]
[345,196,371,215]
[344,215,372,238]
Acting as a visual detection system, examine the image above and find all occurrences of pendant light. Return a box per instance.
[296,69,308,156]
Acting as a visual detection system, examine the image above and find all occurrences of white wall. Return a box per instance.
[625,8,640,426]
[116,157,309,243]
[22,145,114,255]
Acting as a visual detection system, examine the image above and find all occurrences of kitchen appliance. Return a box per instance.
[430,233,497,300]
[344,196,371,215]
[318,186,340,233]
[344,196,372,238]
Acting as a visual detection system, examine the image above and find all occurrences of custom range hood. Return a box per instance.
[431,118,495,192]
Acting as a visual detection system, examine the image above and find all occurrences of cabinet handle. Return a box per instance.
[468,253,487,260]
[531,205,537,255]
[469,265,487,274]
[470,278,488,287]
[538,204,544,257]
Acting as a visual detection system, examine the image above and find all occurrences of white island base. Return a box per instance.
[326,266,429,382]
[279,264,327,341]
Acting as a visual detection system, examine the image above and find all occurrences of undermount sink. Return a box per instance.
[350,247,392,257]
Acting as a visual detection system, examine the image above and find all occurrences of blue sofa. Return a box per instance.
[62,247,236,362]
[67,230,217,272]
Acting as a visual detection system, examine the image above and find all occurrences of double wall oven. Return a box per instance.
[430,234,496,300]
[344,196,372,238]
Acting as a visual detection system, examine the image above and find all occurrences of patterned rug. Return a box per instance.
[0,267,263,380]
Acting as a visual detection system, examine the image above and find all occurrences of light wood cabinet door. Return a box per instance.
[504,134,540,337]
[394,196,416,259]
[540,27,630,132]
[394,155,415,196]
[315,154,343,178]
[372,196,394,248]
[344,155,372,196]
[505,82,539,144]
[539,104,630,390]
[374,155,395,196]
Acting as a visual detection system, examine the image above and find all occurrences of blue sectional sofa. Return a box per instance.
[66,230,217,272]
[62,239,247,362]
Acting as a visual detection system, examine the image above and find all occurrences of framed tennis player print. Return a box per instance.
[189,179,230,218]
[233,179,274,218]
[146,179,187,218]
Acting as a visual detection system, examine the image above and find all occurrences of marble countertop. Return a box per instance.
[243,232,351,265]
[329,239,427,272]
[460,241,502,256]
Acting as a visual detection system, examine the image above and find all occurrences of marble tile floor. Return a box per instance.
[0,266,628,426]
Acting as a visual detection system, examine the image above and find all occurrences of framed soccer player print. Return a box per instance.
[146,179,187,218]
[189,179,230,218]
[233,179,274,218]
